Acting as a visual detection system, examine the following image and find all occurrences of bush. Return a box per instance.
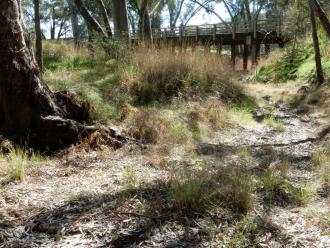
[119,48,252,107]
[126,108,189,144]
[256,48,311,83]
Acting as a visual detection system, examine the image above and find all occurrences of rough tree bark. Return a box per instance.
[309,0,324,85]
[0,0,101,150]
[138,0,153,42]
[71,7,80,47]
[34,0,43,70]
[112,0,129,40]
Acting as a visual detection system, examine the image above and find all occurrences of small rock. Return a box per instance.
[252,108,266,122]
[300,115,311,123]
[262,95,271,101]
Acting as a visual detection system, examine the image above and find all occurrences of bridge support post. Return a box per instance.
[251,42,257,66]
[231,44,236,67]
[217,42,222,56]
[252,42,261,66]
[265,44,270,55]
[204,42,211,54]
[191,41,197,53]
[171,41,176,54]
[179,41,183,53]
[243,44,248,71]
[256,43,261,63]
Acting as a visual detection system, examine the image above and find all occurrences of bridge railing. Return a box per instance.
[130,18,283,40]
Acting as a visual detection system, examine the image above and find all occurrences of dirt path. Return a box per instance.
[197,87,330,247]
[0,83,329,248]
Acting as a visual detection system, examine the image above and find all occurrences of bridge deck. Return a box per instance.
[130,18,283,45]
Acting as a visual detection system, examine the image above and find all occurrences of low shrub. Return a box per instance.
[120,48,253,107]
[256,48,311,83]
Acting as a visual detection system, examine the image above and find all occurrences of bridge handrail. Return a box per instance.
[130,17,284,39]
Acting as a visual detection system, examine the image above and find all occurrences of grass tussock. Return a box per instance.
[264,117,285,132]
[125,98,229,144]
[169,166,254,213]
[126,108,190,144]
[260,163,312,206]
[118,48,254,107]
[311,148,330,196]
[123,164,139,189]
[9,147,28,181]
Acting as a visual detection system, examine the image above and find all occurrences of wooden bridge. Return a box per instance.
[131,18,285,70]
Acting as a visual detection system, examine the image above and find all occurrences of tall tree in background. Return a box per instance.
[112,0,129,40]
[167,0,185,28]
[34,0,43,70]
[96,0,113,37]
[74,0,108,37]
[67,0,81,47]
[0,0,96,150]
[309,5,324,84]
[308,0,329,84]
[43,0,70,39]
[138,0,153,41]
[309,0,330,38]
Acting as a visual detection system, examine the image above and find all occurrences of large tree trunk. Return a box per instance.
[34,0,43,70]
[112,0,129,40]
[0,0,98,150]
[309,1,324,85]
[138,8,153,42]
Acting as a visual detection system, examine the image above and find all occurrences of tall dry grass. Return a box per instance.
[114,47,255,144]
[118,47,250,106]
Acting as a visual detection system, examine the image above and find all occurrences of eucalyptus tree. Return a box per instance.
[308,0,330,84]
[112,0,130,39]
[43,0,71,39]
[128,0,163,41]
[0,0,99,150]
[66,0,81,47]
[167,0,185,28]
[34,0,43,70]
[74,0,108,38]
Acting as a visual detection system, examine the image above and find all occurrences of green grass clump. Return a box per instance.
[30,150,48,164]
[9,148,28,181]
[123,164,138,189]
[264,117,285,132]
[311,148,330,190]
[256,48,311,83]
[260,163,312,206]
[237,147,251,159]
[77,87,113,122]
[169,167,254,213]
[311,149,330,168]
[65,193,79,205]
